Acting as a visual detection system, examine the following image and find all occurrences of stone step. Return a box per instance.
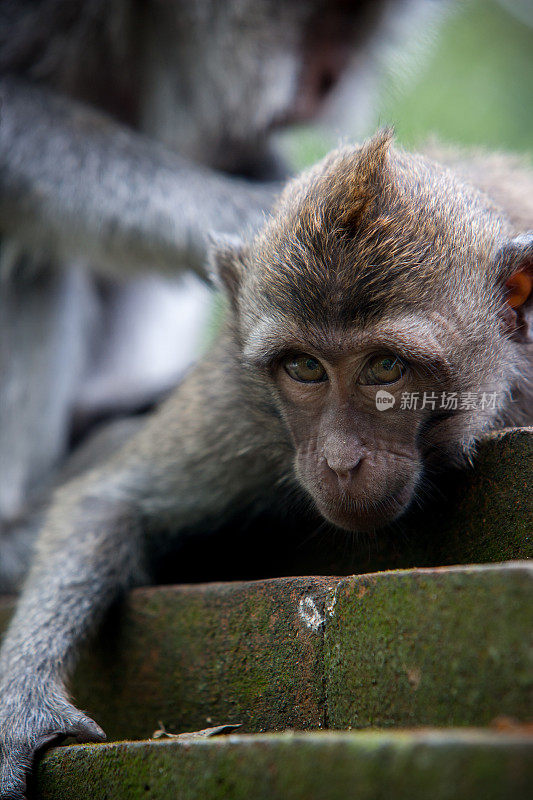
[36,730,533,800]
[399,427,532,568]
[324,563,532,730]
[2,563,529,741]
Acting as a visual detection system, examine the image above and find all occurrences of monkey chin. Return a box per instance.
[314,484,415,533]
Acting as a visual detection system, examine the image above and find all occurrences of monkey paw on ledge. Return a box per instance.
[2,561,530,799]
[1,563,532,798]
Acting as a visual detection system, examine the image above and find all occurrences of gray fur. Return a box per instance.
[1,136,532,797]
[1,0,418,595]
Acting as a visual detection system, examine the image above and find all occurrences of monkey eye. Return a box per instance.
[283,354,327,383]
[359,354,405,385]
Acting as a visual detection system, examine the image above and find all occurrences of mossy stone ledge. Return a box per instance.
[36,730,533,800]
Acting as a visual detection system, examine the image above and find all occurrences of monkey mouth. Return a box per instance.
[315,484,414,532]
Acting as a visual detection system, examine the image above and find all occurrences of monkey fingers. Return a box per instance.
[0,696,105,799]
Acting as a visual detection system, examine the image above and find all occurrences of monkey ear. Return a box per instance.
[208,234,247,302]
[496,232,533,341]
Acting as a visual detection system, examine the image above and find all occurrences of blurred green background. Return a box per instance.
[282,0,532,170]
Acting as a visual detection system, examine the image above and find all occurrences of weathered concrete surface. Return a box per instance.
[401,428,532,566]
[1,565,530,741]
[325,564,533,729]
[71,577,333,740]
[36,730,533,800]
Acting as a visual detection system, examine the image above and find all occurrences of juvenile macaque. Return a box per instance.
[1,131,532,797]
[0,0,441,592]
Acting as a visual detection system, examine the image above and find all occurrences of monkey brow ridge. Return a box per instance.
[243,313,454,373]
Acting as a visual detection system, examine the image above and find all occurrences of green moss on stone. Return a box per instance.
[36,731,533,800]
[325,564,533,729]
[71,577,332,740]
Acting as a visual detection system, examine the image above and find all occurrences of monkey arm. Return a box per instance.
[0,469,142,799]
[0,77,279,278]
[0,334,290,799]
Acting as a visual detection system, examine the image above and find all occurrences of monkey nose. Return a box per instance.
[324,455,363,484]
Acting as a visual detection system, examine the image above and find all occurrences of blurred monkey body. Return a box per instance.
[1,132,532,797]
[0,0,415,592]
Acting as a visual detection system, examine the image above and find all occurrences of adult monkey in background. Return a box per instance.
[0,0,439,591]
[1,130,532,798]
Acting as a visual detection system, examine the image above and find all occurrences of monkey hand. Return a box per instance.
[0,685,105,799]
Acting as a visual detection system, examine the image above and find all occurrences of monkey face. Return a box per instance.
[256,308,511,531]
[241,291,519,532]
[213,132,531,532]
[252,315,455,531]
